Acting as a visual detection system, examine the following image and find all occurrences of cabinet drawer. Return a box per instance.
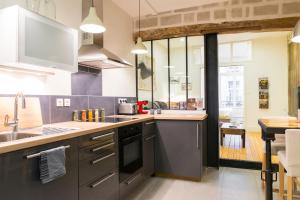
[79,140,115,161]
[79,152,117,186]
[120,170,144,199]
[79,172,119,200]
[143,121,157,137]
[79,129,115,148]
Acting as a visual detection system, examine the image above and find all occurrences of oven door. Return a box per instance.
[119,134,143,181]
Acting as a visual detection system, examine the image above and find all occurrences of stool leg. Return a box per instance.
[288,176,294,200]
[221,133,224,146]
[262,153,266,189]
[279,161,285,200]
[242,133,245,148]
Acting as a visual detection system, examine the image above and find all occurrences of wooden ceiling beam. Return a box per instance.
[133,17,299,41]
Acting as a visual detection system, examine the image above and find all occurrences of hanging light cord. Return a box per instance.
[139,0,141,37]
[91,0,94,7]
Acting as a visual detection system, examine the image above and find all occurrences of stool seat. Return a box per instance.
[278,129,300,200]
[263,143,285,155]
[278,151,287,170]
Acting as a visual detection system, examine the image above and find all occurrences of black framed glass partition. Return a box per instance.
[137,41,152,109]
[136,36,205,110]
[153,39,169,109]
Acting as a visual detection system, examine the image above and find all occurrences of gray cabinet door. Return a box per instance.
[155,120,203,179]
[143,133,155,177]
[0,139,79,200]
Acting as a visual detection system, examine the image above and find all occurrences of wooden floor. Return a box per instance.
[220,132,279,163]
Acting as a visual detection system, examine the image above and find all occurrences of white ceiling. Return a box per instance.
[112,0,226,17]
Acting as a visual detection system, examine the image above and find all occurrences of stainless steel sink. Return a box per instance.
[41,127,79,135]
[0,127,79,143]
[0,132,40,142]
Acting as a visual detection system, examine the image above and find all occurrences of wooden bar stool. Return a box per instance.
[261,134,285,189]
[278,129,300,200]
[261,116,296,189]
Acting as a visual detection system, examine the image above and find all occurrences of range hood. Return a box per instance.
[78,0,133,69]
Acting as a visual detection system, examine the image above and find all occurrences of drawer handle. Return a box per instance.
[90,172,116,188]
[145,122,155,125]
[91,142,115,152]
[25,145,70,159]
[145,135,156,141]
[91,132,115,141]
[126,173,141,185]
[91,153,116,165]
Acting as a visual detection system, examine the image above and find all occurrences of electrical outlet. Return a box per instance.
[64,98,71,107]
[118,98,127,104]
[56,98,63,107]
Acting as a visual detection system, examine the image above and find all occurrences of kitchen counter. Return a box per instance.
[111,113,207,121]
[0,113,207,154]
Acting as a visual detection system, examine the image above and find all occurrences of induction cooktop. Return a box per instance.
[98,117,138,123]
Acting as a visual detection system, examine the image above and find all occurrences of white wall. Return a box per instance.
[243,33,289,131]
[102,0,136,97]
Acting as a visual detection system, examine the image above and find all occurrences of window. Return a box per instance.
[232,41,252,62]
[219,41,252,64]
[137,36,205,110]
[219,66,244,122]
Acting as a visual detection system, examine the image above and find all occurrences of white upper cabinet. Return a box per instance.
[0,6,78,73]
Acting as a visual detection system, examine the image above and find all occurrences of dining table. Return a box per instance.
[258,118,300,200]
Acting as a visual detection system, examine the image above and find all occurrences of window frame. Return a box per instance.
[136,36,206,111]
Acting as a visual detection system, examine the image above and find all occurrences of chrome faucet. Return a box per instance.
[4,92,26,133]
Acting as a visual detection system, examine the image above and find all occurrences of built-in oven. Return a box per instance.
[118,123,143,182]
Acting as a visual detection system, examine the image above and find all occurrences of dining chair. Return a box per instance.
[261,116,297,189]
[278,129,300,200]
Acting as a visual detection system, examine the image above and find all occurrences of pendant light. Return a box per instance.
[131,0,148,55]
[292,19,300,43]
[80,0,106,34]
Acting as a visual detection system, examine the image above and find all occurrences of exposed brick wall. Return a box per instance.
[134,0,300,31]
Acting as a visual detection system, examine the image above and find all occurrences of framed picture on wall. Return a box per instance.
[259,77,269,109]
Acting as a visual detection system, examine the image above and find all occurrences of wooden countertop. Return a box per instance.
[112,113,208,121]
[0,114,207,154]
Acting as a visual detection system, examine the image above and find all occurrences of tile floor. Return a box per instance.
[126,167,282,200]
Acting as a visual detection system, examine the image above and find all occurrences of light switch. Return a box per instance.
[64,98,71,107]
[56,98,63,107]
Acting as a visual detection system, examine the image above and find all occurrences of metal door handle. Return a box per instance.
[145,121,155,125]
[91,142,115,152]
[91,153,116,165]
[145,135,156,141]
[126,173,141,185]
[197,123,199,149]
[91,132,114,141]
[90,172,116,188]
[26,145,70,159]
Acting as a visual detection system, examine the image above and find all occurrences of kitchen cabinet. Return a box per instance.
[78,129,119,200]
[119,169,144,200]
[155,120,207,180]
[0,138,79,200]
[0,6,78,73]
[143,121,156,177]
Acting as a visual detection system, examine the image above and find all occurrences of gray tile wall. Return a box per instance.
[71,70,102,96]
[2,69,136,125]
[45,95,136,124]
[1,94,136,125]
